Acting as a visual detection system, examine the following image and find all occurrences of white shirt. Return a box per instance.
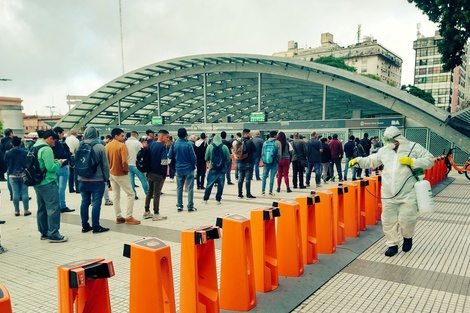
[65,135,79,155]
[125,137,142,166]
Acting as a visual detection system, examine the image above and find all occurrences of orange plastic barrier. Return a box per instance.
[123,238,176,313]
[180,226,221,313]
[250,207,280,293]
[295,195,319,265]
[231,154,235,170]
[372,175,382,221]
[216,214,256,311]
[0,284,12,313]
[363,177,378,226]
[349,180,368,231]
[343,183,360,238]
[273,200,304,277]
[57,258,114,313]
[313,190,336,254]
[327,185,347,246]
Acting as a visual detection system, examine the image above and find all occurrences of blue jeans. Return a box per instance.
[129,165,149,197]
[176,171,195,210]
[253,156,261,180]
[34,182,62,240]
[261,162,278,193]
[343,157,353,180]
[56,166,69,209]
[306,162,322,185]
[79,181,105,230]
[203,169,225,201]
[238,162,253,196]
[10,176,29,212]
[225,159,233,183]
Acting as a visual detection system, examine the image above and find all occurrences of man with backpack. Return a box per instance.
[202,134,231,205]
[193,133,208,190]
[33,130,68,243]
[235,129,257,199]
[220,131,234,185]
[143,129,170,221]
[261,130,282,196]
[77,126,110,234]
[360,133,372,176]
[106,128,140,225]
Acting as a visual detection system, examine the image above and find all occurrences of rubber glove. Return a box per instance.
[348,158,359,168]
[399,156,414,167]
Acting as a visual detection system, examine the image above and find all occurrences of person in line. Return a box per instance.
[276,131,293,193]
[1,128,14,198]
[236,129,257,199]
[5,136,30,216]
[194,133,208,190]
[202,134,231,204]
[306,131,323,188]
[78,126,110,233]
[261,130,282,196]
[232,132,242,180]
[349,126,434,257]
[143,129,170,221]
[168,128,197,212]
[360,133,372,176]
[343,135,355,181]
[106,128,140,225]
[220,131,234,185]
[252,131,264,181]
[352,138,366,180]
[52,127,74,213]
[320,137,332,184]
[33,130,68,243]
[65,128,80,193]
[125,131,149,200]
[328,134,344,182]
[291,132,307,189]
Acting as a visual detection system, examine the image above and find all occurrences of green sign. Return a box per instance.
[250,112,267,122]
[151,116,164,125]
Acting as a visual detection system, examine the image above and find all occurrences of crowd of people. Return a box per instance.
[0,126,435,256]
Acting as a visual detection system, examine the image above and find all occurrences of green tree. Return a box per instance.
[401,84,436,104]
[361,73,381,81]
[314,56,357,72]
[407,0,470,71]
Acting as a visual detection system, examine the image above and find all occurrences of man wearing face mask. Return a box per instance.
[348,126,434,257]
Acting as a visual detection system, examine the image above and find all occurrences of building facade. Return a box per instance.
[0,97,24,136]
[413,31,469,112]
[273,33,403,88]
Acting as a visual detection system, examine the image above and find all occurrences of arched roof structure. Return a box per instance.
[56,53,470,152]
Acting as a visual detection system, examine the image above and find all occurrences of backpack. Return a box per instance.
[233,139,248,160]
[211,144,225,171]
[75,142,99,177]
[136,146,152,173]
[262,140,277,164]
[22,145,47,186]
[353,145,365,158]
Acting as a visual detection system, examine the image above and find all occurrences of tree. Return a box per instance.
[401,84,435,104]
[314,56,357,72]
[361,73,381,81]
[407,0,470,71]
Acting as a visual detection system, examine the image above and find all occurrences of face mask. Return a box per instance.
[386,141,399,150]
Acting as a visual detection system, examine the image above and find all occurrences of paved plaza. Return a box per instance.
[0,170,468,312]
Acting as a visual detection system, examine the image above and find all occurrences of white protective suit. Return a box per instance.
[355,126,434,247]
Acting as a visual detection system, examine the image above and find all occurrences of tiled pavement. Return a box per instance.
[0,171,468,312]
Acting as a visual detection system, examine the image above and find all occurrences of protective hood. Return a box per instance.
[383,126,407,145]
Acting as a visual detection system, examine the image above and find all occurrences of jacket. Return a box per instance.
[205,135,231,171]
[33,140,61,186]
[5,147,28,175]
[168,138,196,175]
[80,127,110,181]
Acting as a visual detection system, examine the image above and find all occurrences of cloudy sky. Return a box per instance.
[0,0,437,117]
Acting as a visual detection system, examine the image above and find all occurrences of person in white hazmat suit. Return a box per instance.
[349,126,434,257]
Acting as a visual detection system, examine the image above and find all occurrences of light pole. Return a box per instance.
[45,105,56,117]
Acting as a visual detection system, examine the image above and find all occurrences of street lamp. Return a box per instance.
[45,105,56,117]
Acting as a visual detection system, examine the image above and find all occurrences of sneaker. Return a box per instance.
[168,178,174,183]
[15,211,20,217]
[276,188,280,193]
[81,225,93,233]
[203,200,208,204]
[116,217,126,224]
[134,196,139,200]
[246,194,256,199]
[238,195,244,199]
[262,192,265,196]
[93,227,110,234]
[287,188,292,193]
[177,207,183,212]
[60,207,75,213]
[216,201,221,205]
[227,182,235,185]
[49,236,68,243]
[306,183,310,187]
[188,208,197,212]
[152,214,168,221]
[24,210,32,216]
[104,200,113,206]
[40,235,48,240]
[125,217,141,225]
[316,184,322,188]
[299,186,307,189]
[268,192,274,196]
[143,211,153,219]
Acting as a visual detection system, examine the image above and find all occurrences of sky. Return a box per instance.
[0,0,438,117]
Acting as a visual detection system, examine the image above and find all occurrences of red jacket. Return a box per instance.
[328,139,343,160]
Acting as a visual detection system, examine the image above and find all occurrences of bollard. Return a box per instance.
[180,226,221,313]
[343,183,360,238]
[250,207,280,293]
[123,238,176,313]
[273,200,304,277]
[0,284,12,313]
[327,185,347,246]
[57,258,114,313]
[363,177,378,226]
[372,175,382,221]
[216,214,256,311]
[349,180,367,231]
[313,190,336,254]
[295,195,319,265]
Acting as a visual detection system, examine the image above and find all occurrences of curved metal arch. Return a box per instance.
[56,53,470,152]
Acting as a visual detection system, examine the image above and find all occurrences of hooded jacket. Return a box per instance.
[79,127,110,182]
[205,135,231,170]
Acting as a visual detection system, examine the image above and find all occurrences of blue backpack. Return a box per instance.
[211,144,225,171]
[262,140,277,164]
